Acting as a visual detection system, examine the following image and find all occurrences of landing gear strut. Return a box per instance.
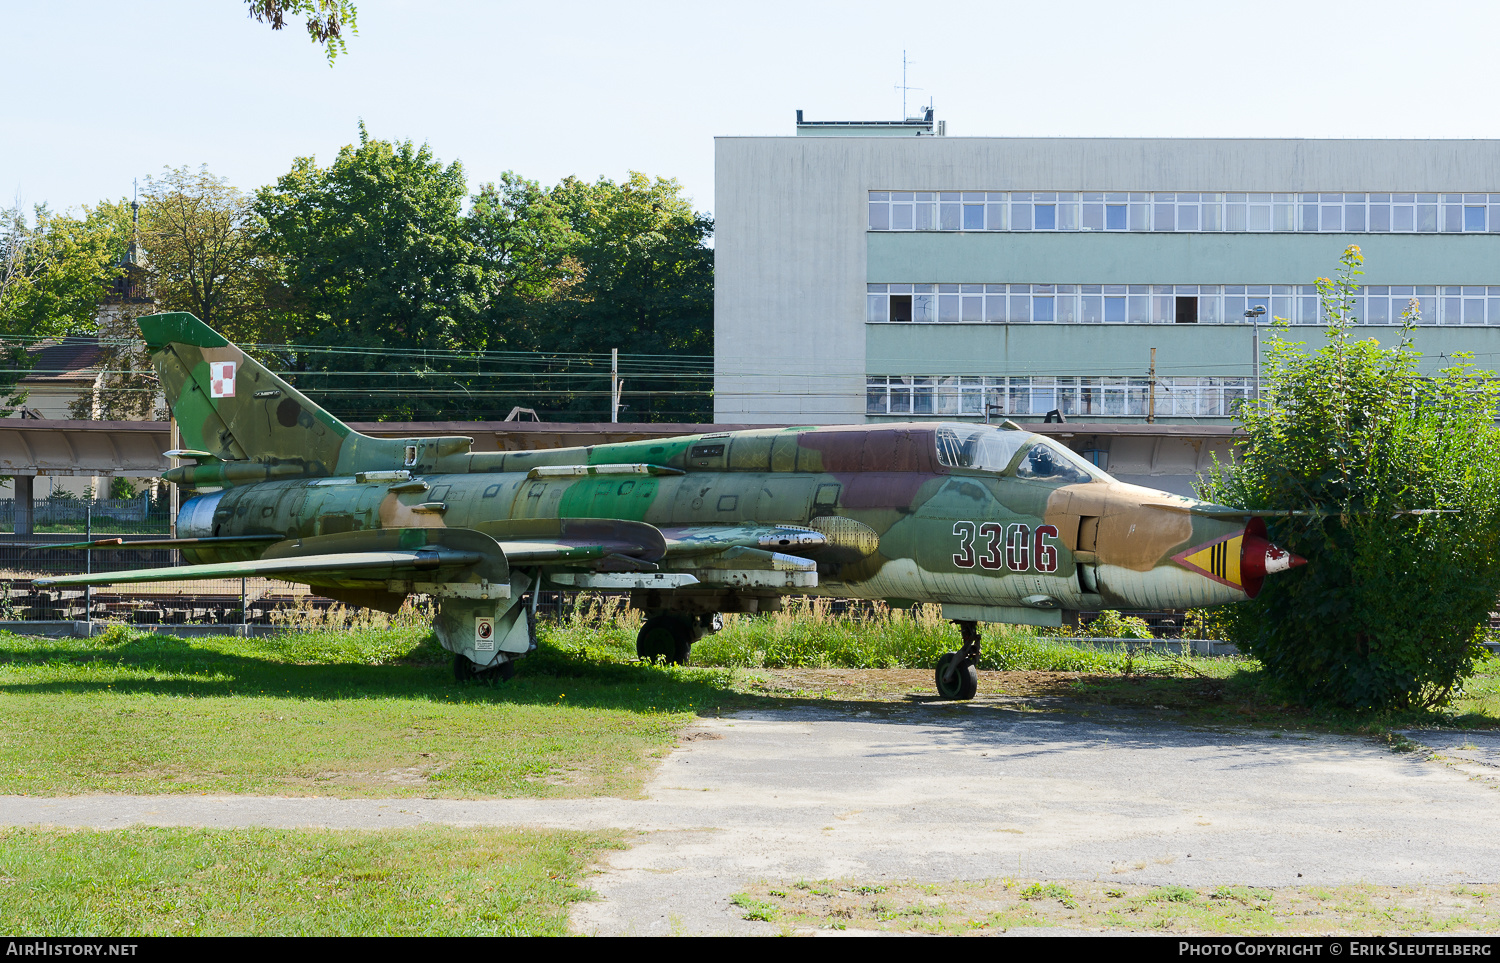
[935,619,981,700]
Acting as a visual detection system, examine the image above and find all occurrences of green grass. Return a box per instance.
[36,520,171,535]
[735,878,1500,935]
[1066,651,1500,732]
[0,620,744,798]
[1,602,1494,801]
[0,826,616,936]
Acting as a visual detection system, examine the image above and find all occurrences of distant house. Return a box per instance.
[14,337,109,421]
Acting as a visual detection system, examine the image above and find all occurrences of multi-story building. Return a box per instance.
[714,119,1500,490]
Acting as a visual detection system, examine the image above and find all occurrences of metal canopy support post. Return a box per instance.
[13,476,32,536]
[84,505,92,636]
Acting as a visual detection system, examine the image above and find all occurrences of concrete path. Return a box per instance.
[3,704,1498,936]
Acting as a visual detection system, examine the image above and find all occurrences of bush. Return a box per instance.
[1083,610,1154,639]
[1201,245,1500,709]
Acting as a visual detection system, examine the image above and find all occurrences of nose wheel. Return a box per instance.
[934,620,981,700]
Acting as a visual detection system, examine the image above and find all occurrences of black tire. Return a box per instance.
[454,653,476,683]
[474,658,516,684]
[637,616,693,665]
[935,652,979,700]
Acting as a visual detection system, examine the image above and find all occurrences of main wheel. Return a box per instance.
[475,659,517,684]
[935,651,979,700]
[637,616,692,665]
[454,653,477,683]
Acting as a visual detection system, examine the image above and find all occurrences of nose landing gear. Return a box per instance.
[935,619,981,700]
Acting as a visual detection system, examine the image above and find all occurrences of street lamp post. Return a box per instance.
[1246,304,1267,401]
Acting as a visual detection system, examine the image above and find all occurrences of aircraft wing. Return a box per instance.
[32,549,486,587]
[27,518,873,596]
[32,528,513,601]
[1149,503,1457,518]
[476,518,665,570]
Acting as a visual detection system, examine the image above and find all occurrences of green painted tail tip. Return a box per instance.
[138,312,231,351]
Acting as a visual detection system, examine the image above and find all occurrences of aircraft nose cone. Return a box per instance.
[1241,532,1304,581]
[1263,544,1306,575]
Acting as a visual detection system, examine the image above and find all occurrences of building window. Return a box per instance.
[865,282,1497,325]
[868,190,1500,234]
[865,375,1254,419]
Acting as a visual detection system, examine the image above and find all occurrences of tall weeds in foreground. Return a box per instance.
[542,597,1195,674]
[261,596,442,664]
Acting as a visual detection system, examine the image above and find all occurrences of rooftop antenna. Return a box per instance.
[894,50,922,119]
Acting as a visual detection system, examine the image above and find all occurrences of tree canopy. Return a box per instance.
[244,0,357,63]
[0,201,131,409]
[141,166,265,341]
[252,128,713,421]
[7,127,714,423]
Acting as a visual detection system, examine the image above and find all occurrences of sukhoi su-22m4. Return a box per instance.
[38,313,1304,700]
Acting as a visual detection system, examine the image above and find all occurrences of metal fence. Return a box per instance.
[0,497,328,626]
[0,495,160,528]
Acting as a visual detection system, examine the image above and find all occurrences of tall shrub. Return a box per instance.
[1202,246,1500,709]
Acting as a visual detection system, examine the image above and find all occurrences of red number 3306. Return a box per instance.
[952,521,1059,573]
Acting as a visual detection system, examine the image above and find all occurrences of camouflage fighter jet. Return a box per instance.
[36,313,1304,699]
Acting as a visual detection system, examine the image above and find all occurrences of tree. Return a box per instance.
[1201,245,1500,710]
[244,0,357,63]
[467,172,583,347]
[251,132,716,422]
[515,173,714,421]
[0,201,131,410]
[140,166,267,343]
[546,173,714,358]
[253,126,487,419]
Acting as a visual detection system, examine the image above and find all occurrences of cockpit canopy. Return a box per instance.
[934,423,1105,484]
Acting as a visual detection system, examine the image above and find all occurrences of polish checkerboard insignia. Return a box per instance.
[210,362,236,398]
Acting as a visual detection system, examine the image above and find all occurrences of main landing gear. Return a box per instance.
[452,609,535,685]
[454,653,517,684]
[636,613,721,665]
[935,619,981,700]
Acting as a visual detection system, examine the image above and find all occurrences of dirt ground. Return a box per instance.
[745,668,1083,703]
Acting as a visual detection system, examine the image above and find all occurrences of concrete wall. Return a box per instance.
[715,136,1500,424]
[867,232,1500,285]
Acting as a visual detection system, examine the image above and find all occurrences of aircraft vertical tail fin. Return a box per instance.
[138,312,472,476]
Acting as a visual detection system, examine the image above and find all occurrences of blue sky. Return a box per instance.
[7,0,1500,219]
